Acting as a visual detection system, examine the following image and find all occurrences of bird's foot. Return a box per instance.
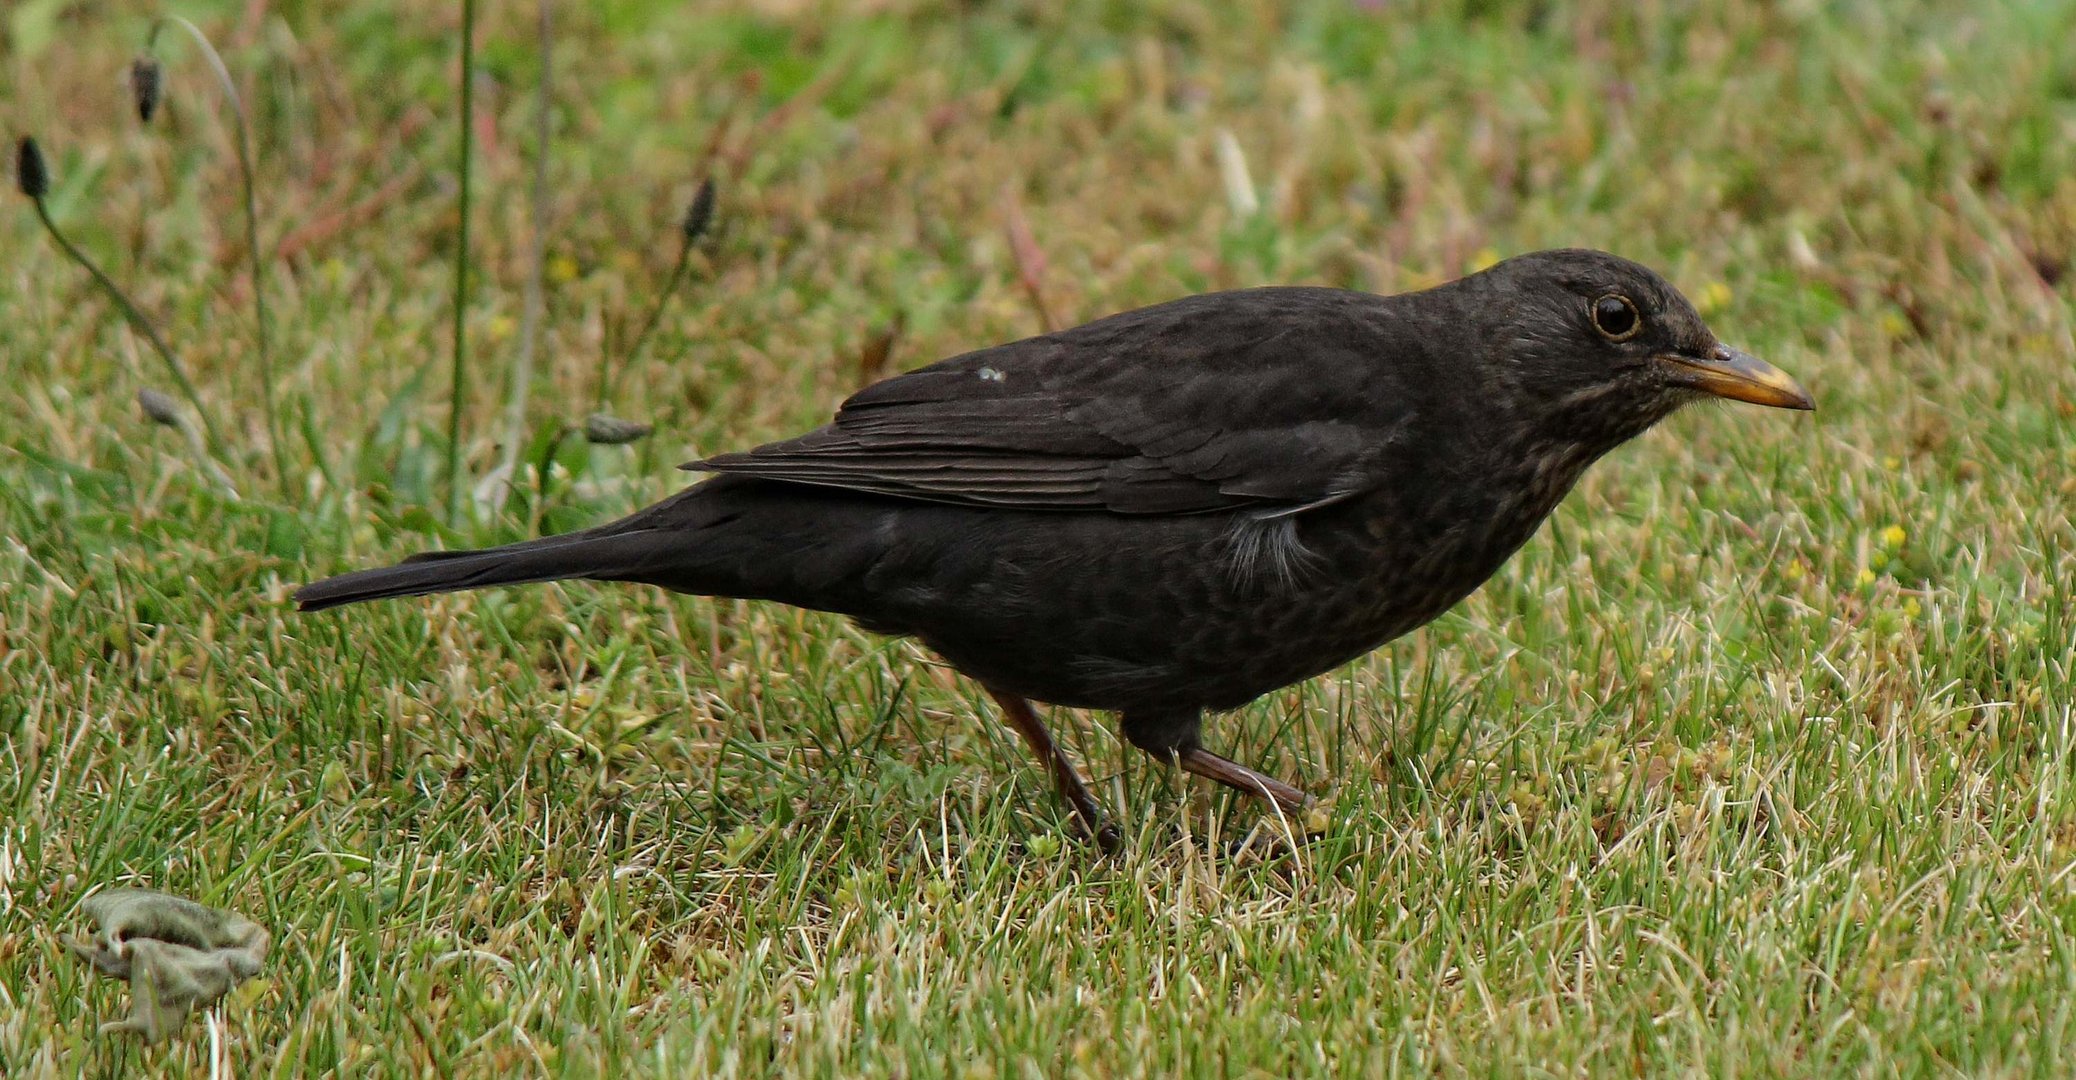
[1175,747,1312,815]
[987,689,1122,855]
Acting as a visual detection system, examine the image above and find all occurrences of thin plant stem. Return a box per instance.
[494,0,553,512]
[600,239,694,410]
[448,0,478,522]
[601,177,712,410]
[31,199,228,458]
[148,15,290,497]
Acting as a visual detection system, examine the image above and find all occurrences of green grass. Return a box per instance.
[4,0,2076,1074]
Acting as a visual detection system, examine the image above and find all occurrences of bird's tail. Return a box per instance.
[294,527,671,612]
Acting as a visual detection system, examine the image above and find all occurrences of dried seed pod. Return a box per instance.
[131,56,164,123]
[681,177,716,242]
[16,137,49,199]
[584,413,652,445]
[138,388,184,427]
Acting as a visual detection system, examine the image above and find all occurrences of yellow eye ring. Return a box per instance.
[1592,294,1641,341]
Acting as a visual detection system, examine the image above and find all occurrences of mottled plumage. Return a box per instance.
[298,250,1811,849]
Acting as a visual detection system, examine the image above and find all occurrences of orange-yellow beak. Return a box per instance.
[1658,345,1814,410]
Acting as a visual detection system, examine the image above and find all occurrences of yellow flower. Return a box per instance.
[1880,524,1907,549]
[1470,247,1501,273]
[1696,281,1733,316]
[1855,567,1877,587]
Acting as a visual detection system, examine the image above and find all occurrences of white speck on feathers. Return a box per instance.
[977,367,1006,382]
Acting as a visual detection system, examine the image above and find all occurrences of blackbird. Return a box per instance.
[298,249,1811,849]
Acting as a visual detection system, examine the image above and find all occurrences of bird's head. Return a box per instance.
[1466,249,1812,448]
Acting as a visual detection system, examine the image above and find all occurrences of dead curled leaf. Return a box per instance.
[62,888,269,1041]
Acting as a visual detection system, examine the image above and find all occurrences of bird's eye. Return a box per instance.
[1591,295,1641,341]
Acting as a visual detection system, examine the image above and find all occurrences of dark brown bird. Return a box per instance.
[298,250,1811,849]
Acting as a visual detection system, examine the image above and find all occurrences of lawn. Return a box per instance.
[4,0,2075,1074]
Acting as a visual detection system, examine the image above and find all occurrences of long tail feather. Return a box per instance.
[294,528,665,611]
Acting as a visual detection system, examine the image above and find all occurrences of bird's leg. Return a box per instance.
[1123,709,1311,814]
[985,688,1121,853]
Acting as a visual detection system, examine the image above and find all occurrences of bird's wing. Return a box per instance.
[686,289,1412,515]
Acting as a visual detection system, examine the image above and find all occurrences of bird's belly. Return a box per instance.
[886,509,1496,714]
